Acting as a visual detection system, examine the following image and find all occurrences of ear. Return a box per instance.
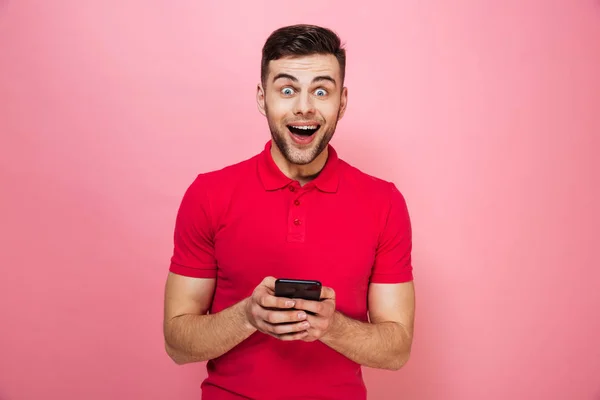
[337,86,348,121]
[256,83,266,116]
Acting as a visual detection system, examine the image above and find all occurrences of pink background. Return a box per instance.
[1,1,599,399]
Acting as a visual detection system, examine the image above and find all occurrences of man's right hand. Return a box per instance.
[243,276,310,341]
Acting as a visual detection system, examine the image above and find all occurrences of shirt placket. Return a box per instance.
[286,183,310,243]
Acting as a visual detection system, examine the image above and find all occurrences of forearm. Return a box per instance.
[164,298,256,364]
[320,312,412,370]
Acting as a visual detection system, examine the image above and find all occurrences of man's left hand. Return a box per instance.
[292,286,337,342]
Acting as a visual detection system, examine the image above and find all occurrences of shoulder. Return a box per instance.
[337,159,412,251]
[186,153,258,195]
[338,159,407,205]
[337,158,411,235]
[177,154,259,218]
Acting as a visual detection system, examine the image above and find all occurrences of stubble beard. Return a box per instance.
[266,105,340,166]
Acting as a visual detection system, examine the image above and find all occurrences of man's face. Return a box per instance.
[257,54,348,166]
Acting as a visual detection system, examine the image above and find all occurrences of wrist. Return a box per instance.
[320,311,344,344]
[237,297,256,333]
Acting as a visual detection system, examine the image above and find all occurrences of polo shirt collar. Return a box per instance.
[257,140,340,193]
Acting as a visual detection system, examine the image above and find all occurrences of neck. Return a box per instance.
[270,141,329,186]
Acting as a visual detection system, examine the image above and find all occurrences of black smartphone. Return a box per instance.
[274,278,322,301]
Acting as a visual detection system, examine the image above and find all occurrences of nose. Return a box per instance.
[293,91,315,115]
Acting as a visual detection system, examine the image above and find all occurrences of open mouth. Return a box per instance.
[287,124,320,137]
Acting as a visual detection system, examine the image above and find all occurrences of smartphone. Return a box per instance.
[274,278,322,301]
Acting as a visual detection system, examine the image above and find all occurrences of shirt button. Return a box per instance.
[294,200,300,206]
[289,186,295,192]
[294,219,301,225]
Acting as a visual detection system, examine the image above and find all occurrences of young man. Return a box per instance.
[163,24,415,400]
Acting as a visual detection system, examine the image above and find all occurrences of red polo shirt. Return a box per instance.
[169,141,413,400]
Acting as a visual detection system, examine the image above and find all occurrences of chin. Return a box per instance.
[270,123,332,165]
[283,146,319,165]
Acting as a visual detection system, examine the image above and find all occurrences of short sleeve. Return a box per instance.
[169,175,217,278]
[370,182,414,283]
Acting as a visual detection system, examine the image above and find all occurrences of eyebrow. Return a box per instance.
[272,73,337,86]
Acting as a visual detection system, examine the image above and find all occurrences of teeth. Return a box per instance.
[290,125,318,130]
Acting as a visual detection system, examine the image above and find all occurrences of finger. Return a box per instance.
[258,294,297,309]
[262,309,307,324]
[305,314,319,326]
[277,330,309,341]
[292,299,325,315]
[320,286,335,300]
[261,276,277,290]
[300,334,319,342]
[304,314,325,332]
[268,320,311,335]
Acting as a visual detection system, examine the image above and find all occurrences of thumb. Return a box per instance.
[320,286,335,300]
[261,276,277,290]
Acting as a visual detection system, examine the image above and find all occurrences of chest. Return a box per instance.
[212,187,381,317]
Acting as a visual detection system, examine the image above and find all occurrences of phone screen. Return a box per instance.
[274,278,322,301]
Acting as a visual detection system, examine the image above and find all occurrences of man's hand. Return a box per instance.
[244,276,310,341]
[292,286,337,342]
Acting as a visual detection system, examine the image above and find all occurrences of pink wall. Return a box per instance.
[1,1,599,399]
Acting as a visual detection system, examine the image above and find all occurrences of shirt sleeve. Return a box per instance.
[169,175,218,279]
[370,182,414,283]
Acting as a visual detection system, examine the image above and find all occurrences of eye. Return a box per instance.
[281,87,295,96]
[314,88,327,96]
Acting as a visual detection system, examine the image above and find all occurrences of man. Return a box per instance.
[163,24,415,400]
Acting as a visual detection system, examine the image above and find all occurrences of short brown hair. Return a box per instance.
[261,24,346,86]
